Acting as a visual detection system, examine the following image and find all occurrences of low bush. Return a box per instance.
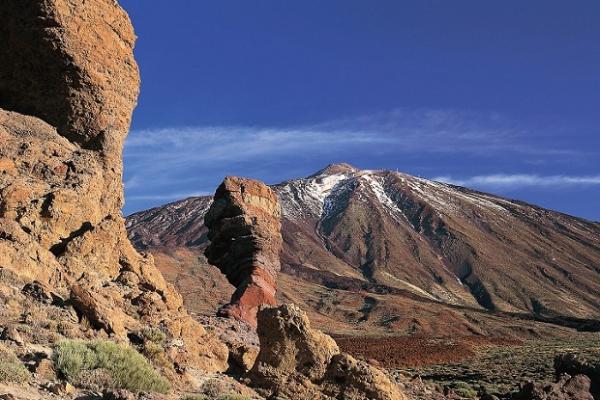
[0,344,30,383]
[54,339,170,393]
[139,326,166,345]
[449,381,477,398]
[181,394,251,400]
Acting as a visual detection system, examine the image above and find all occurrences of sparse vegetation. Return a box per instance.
[395,338,600,397]
[181,395,251,400]
[139,326,167,345]
[0,344,30,383]
[53,339,170,393]
[448,381,477,398]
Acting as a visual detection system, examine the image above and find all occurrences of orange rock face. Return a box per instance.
[0,0,140,151]
[0,0,228,376]
[248,304,407,400]
[205,177,283,327]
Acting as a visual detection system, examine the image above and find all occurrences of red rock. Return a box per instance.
[205,177,283,327]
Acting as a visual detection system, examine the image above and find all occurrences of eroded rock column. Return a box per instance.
[205,176,283,327]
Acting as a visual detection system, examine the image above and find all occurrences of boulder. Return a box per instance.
[512,374,593,400]
[1,326,24,346]
[205,177,283,327]
[0,0,139,150]
[247,304,407,400]
[554,354,600,398]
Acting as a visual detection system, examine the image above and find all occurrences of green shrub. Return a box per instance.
[180,394,250,400]
[448,381,477,398]
[0,345,30,383]
[139,326,166,345]
[54,340,170,393]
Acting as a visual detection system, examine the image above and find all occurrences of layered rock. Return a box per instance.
[0,0,227,376]
[247,304,407,400]
[205,177,283,327]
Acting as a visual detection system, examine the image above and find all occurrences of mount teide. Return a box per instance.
[127,164,600,337]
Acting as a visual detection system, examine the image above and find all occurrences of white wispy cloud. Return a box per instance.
[122,108,593,213]
[126,191,211,201]
[124,108,578,167]
[434,174,600,188]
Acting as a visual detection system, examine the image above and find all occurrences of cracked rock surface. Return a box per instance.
[0,0,228,380]
[205,176,283,327]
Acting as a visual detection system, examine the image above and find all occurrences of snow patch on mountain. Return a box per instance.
[360,173,409,223]
[400,174,510,216]
[276,172,352,219]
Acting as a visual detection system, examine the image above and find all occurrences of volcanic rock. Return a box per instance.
[554,354,600,398]
[0,0,228,376]
[0,0,140,150]
[247,304,407,400]
[1,326,24,346]
[512,374,593,400]
[205,176,283,327]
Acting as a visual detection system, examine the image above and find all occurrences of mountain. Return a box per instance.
[126,164,600,337]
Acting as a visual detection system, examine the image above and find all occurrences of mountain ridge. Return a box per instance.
[127,164,600,337]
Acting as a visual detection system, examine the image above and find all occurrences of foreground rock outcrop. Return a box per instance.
[511,375,593,400]
[554,354,600,399]
[247,304,407,400]
[0,0,227,378]
[205,177,283,327]
[508,354,600,400]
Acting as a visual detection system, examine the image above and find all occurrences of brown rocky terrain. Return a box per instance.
[0,0,229,394]
[127,164,600,338]
[0,2,420,399]
[2,0,598,399]
[205,177,283,327]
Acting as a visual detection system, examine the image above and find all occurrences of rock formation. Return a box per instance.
[0,0,227,376]
[247,304,407,400]
[507,354,600,400]
[554,354,600,399]
[511,374,593,400]
[205,176,283,327]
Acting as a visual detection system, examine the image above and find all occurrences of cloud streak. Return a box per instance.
[124,108,581,175]
[122,108,594,214]
[126,191,211,202]
[435,174,600,188]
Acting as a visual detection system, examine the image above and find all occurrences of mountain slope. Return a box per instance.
[126,164,600,336]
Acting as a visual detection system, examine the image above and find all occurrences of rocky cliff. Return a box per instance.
[0,0,228,378]
[205,177,283,327]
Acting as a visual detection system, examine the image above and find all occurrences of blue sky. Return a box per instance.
[120,1,600,220]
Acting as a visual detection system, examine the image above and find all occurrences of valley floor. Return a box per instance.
[339,334,600,397]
